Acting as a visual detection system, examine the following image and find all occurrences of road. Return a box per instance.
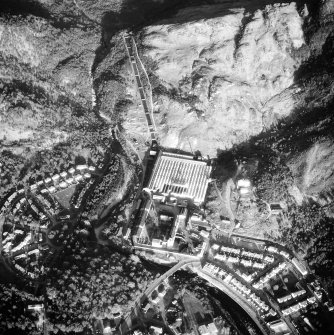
[123,34,157,142]
[212,179,235,237]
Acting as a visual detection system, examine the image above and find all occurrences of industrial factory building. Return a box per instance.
[133,151,212,251]
[148,152,212,206]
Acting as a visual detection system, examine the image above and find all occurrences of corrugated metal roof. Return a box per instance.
[149,152,211,204]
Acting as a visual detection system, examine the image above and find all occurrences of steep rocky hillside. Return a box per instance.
[123,2,307,155]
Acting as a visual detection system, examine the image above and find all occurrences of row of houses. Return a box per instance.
[266,246,290,259]
[1,165,96,215]
[218,245,240,255]
[10,232,32,253]
[30,165,95,194]
[213,244,274,263]
[14,262,38,279]
[241,250,264,261]
[11,197,27,215]
[36,194,58,216]
[0,188,25,215]
[228,277,271,313]
[27,197,47,220]
[2,231,14,253]
[282,297,317,316]
[266,246,308,277]
[203,263,271,314]
[71,180,94,209]
[214,252,266,269]
[277,289,306,304]
[253,263,287,289]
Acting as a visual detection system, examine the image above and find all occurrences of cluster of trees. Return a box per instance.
[282,203,334,296]
[253,159,294,203]
[45,244,154,333]
[67,112,112,162]
[85,156,124,216]
[0,283,41,335]
[0,150,25,197]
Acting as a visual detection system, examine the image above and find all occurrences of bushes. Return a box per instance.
[85,156,124,215]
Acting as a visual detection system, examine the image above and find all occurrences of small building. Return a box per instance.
[84,173,91,179]
[149,150,157,156]
[60,171,67,178]
[68,167,75,174]
[241,259,252,267]
[8,192,17,202]
[270,203,284,215]
[152,239,163,248]
[200,230,210,239]
[307,296,316,304]
[150,326,163,335]
[66,177,74,184]
[152,194,165,202]
[88,166,96,171]
[30,184,37,191]
[290,303,300,313]
[158,284,166,297]
[267,246,278,253]
[268,319,289,333]
[239,187,250,196]
[52,174,60,182]
[59,181,68,189]
[299,300,308,308]
[74,174,83,182]
[48,186,56,193]
[76,164,88,171]
[199,322,218,335]
[291,289,306,298]
[277,294,292,304]
[237,179,251,189]
[237,179,251,197]
[253,262,265,269]
[27,304,44,311]
[124,228,131,240]
[264,255,274,263]
[279,250,290,259]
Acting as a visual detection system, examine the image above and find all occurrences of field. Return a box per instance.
[54,185,77,209]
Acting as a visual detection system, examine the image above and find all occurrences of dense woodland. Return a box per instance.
[45,242,154,334]
[0,283,41,335]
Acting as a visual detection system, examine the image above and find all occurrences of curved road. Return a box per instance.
[191,266,269,335]
[119,259,201,333]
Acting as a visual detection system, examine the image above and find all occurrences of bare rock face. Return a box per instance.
[124,3,306,155]
[288,140,334,198]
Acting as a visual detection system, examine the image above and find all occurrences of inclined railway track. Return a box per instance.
[123,34,157,143]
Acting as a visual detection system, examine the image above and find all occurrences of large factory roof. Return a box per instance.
[148,152,212,205]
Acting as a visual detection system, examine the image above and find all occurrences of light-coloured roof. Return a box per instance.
[148,152,211,205]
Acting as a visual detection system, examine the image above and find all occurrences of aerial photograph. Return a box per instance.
[0,0,333,334]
